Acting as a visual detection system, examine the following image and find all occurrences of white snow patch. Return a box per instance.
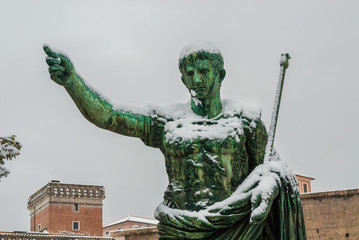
[162,99,261,144]
[179,40,222,62]
[190,90,197,97]
[192,97,202,107]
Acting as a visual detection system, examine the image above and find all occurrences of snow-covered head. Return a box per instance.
[178,40,224,75]
[178,41,226,100]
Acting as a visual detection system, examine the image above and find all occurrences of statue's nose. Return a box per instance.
[194,72,202,86]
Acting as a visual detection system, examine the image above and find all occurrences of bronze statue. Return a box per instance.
[44,41,306,239]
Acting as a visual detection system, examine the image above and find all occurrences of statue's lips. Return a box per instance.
[194,87,206,92]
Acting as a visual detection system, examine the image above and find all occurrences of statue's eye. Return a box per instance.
[186,71,194,76]
[200,69,209,74]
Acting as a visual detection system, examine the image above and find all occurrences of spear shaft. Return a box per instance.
[263,53,291,163]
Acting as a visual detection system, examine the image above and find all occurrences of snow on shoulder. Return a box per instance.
[158,99,261,120]
[162,99,262,144]
[178,40,222,62]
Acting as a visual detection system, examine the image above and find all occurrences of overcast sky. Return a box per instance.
[1,0,359,232]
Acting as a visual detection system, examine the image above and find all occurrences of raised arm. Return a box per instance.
[43,45,149,139]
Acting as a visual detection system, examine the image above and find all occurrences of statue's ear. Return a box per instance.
[219,69,226,82]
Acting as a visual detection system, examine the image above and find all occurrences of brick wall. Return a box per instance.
[47,203,103,236]
[30,206,49,231]
[301,189,359,240]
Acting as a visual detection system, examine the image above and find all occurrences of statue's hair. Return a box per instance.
[178,51,224,74]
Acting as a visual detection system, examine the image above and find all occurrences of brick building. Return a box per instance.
[27,180,105,236]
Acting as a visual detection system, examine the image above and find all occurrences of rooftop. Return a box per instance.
[103,215,159,228]
[27,181,105,209]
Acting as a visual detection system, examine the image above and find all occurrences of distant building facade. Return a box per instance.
[296,174,315,193]
[27,180,105,236]
[103,215,159,240]
[300,188,359,240]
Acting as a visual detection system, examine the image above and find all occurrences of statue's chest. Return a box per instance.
[162,115,245,155]
[160,115,250,210]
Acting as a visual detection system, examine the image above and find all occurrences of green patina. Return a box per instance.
[44,43,306,239]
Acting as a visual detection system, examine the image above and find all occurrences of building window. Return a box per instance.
[73,221,80,231]
[117,227,121,230]
[303,183,308,193]
[105,231,109,236]
[74,203,79,212]
[38,224,41,232]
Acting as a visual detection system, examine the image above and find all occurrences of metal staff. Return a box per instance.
[263,53,291,163]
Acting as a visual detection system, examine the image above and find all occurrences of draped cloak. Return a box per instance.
[154,160,307,240]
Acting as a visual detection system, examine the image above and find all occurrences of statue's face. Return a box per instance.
[181,59,223,99]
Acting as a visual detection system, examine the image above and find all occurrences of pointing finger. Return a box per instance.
[43,45,59,58]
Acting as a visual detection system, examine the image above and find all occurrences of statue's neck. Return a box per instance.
[191,92,222,118]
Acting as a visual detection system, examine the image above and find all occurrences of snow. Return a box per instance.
[112,98,261,122]
[155,160,298,224]
[0,165,10,178]
[186,159,203,168]
[190,90,197,97]
[0,135,22,179]
[164,114,244,144]
[280,53,288,65]
[0,136,21,160]
[161,99,261,144]
[178,40,222,62]
[103,214,159,228]
[106,98,262,145]
[192,97,202,107]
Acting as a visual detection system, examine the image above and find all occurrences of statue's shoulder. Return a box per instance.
[222,99,262,121]
[153,102,194,121]
[222,99,265,135]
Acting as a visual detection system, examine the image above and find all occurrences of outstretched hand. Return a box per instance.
[43,45,74,86]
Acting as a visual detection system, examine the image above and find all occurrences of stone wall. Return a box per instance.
[110,228,159,240]
[300,189,359,240]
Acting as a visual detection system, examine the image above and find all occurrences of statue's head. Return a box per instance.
[179,41,226,100]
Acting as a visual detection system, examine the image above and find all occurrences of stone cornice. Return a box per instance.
[300,188,359,200]
[28,182,105,209]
